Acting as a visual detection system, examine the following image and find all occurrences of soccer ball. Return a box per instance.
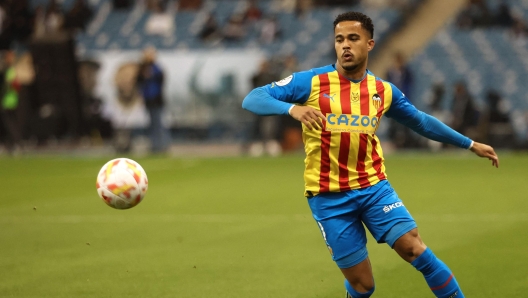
[96,158,148,209]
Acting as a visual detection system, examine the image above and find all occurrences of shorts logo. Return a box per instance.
[383,202,404,213]
[317,222,334,257]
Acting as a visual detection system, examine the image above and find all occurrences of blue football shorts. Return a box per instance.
[307,180,416,269]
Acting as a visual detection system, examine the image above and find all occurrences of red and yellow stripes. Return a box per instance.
[302,71,393,197]
[337,74,352,192]
[317,73,332,193]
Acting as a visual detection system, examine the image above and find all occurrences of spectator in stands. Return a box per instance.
[33,5,47,37]
[280,54,298,79]
[246,59,281,156]
[386,52,413,96]
[1,51,23,154]
[456,0,492,29]
[146,0,167,13]
[294,0,313,17]
[178,0,202,11]
[259,15,281,44]
[386,52,417,149]
[315,0,360,6]
[64,0,93,33]
[426,82,447,151]
[198,13,221,42]
[279,55,304,152]
[11,0,33,40]
[222,14,246,42]
[78,60,113,142]
[113,0,132,10]
[451,81,479,138]
[480,90,515,148]
[493,2,514,27]
[429,83,445,114]
[243,0,262,23]
[0,2,9,49]
[136,47,169,153]
[510,17,528,46]
[45,0,65,33]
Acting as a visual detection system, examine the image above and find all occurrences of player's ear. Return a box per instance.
[367,39,375,52]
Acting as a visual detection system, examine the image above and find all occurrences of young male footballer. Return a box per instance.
[242,11,499,298]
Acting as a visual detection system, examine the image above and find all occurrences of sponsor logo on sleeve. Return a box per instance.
[275,75,293,86]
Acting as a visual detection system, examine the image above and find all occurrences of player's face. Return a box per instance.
[334,21,374,76]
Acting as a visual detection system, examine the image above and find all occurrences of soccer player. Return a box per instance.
[242,11,499,298]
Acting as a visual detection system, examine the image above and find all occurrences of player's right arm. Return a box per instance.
[242,71,325,130]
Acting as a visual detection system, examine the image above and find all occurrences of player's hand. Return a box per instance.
[289,106,325,130]
[470,141,499,168]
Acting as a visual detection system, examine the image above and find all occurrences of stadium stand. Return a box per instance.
[408,0,528,144]
[69,0,420,68]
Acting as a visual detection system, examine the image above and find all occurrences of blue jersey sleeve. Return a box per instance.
[242,71,314,116]
[386,83,473,149]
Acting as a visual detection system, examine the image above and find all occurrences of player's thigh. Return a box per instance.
[314,214,367,266]
[308,192,367,266]
[360,182,417,248]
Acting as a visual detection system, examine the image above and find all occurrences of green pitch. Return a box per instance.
[1,152,527,297]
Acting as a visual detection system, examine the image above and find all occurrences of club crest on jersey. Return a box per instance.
[372,94,382,109]
[351,92,359,102]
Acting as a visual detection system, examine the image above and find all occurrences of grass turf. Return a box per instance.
[0,152,527,297]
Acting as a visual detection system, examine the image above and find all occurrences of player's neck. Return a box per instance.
[336,62,367,81]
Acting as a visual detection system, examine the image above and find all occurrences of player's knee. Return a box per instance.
[350,278,375,292]
[345,279,375,297]
[394,229,427,261]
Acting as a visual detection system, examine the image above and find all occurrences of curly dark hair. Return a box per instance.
[333,12,374,39]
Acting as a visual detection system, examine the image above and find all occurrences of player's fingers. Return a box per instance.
[314,110,326,119]
[303,116,317,130]
[311,118,322,130]
[306,112,323,129]
[488,153,499,168]
[303,120,314,130]
[493,156,499,168]
[313,115,324,129]
[306,111,322,129]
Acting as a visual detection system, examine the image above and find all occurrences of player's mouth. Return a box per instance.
[343,52,353,61]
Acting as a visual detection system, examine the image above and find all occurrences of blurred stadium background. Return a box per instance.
[1,0,528,297]
[0,0,527,154]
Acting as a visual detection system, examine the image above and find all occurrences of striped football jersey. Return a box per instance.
[263,64,412,197]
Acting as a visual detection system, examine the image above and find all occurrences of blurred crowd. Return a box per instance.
[0,0,93,50]
[0,0,525,156]
[456,0,527,44]
[385,51,518,150]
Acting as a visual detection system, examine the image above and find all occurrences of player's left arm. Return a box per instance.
[385,83,499,168]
